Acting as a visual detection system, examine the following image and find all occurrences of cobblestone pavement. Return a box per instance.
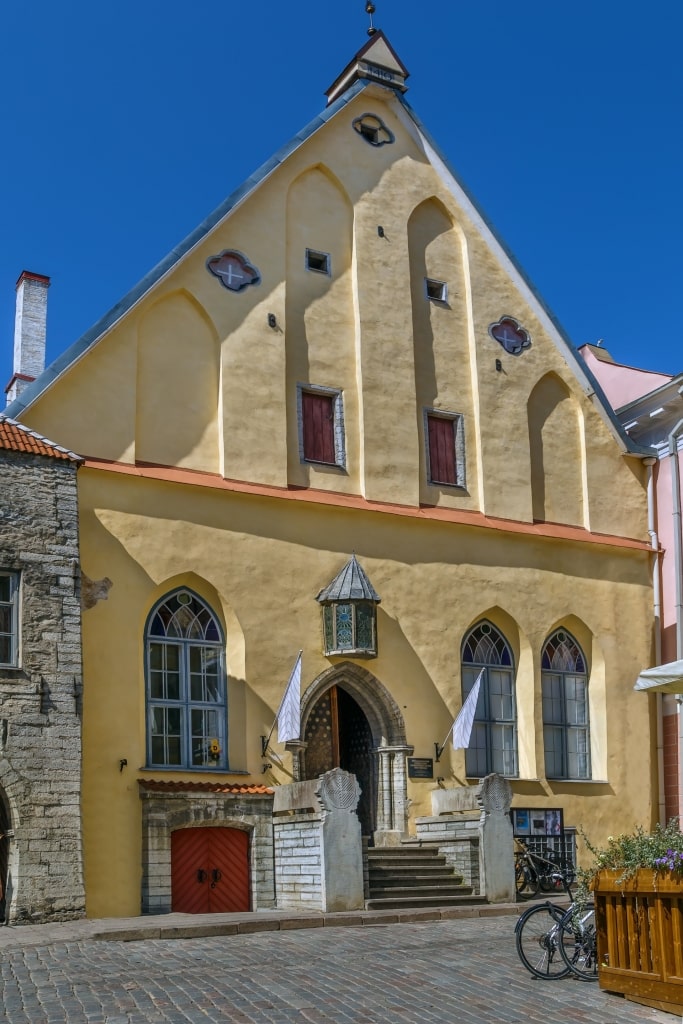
[0,916,675,1024]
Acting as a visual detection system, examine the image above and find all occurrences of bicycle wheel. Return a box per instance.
[558,905,599,981]
[515,903,573,979]
[515,859,540,899]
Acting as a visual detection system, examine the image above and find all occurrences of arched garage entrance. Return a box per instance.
[293,663,412,845]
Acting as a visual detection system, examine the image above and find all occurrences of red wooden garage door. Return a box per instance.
[171,827,250,913]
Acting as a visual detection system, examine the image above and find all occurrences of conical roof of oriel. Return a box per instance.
[316,554,381,604]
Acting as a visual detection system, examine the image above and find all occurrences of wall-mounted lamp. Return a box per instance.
[377,226,385,237]
[267,313,277,329]
[261,762,272,774]
[119,758,128,772]
[495,359,503,372]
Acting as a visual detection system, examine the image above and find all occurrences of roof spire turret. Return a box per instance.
[366,1,377,36]
[325,15,409,106]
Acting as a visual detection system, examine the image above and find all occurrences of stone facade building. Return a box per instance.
[0,415,85,922]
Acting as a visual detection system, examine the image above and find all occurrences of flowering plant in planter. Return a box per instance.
[574,818,683,907]
[582,819,683,1015]
[579,817,683,882]
[654,847,683,873]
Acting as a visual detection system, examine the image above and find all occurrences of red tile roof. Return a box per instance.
[138,779,274,795]
[0,416,81,461]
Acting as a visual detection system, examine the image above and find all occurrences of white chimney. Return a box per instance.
[5,270,50,407]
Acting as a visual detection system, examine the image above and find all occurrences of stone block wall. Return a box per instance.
[273,812,322,910]
[0,448,85,922]
[139,788,276,913]
[415,813,481,893]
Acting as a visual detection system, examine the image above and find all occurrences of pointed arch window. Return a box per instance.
[542,630,590,780]
[461,621,517,778]
[145,590,227,770]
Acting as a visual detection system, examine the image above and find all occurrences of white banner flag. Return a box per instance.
[277,652,302,744]
[452,669,484,750]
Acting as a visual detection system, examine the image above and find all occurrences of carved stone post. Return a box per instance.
[284,740,307,782]
[377,748,394,833]
[315,768,364,912]
[374,744,413,846]
[477,773,515,903]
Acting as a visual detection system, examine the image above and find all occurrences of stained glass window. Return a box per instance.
[542,630,590,780]
[146,590,227,769]
[461,621,517,778]
[321,601,377,657]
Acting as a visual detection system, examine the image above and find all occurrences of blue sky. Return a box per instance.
[1,1,681,395]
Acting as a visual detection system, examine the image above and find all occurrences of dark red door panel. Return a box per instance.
[208,827,250,912]
[171,827,250,914]
[171,828,210,913]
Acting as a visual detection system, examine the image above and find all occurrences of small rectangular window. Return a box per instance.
[425,412,465,488]
[298,385,345,468]
[425,278,447,303]
[305,249,331,275]
[0,572,19,667]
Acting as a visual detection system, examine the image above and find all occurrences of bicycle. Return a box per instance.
[514,873,598,982]
[514,839,574,899]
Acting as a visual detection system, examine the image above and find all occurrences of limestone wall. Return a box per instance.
[415,814,481,892]
[273,813,323,909]
[0,448,85,922]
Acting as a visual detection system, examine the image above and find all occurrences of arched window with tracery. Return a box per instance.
[461,621,517,778]
[145,589,227,770]
[542,629,590,780]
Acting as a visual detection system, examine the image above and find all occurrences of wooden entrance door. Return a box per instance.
[303,685,376,837]
[171,827,250,913]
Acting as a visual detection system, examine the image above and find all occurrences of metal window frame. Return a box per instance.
[305,248,332,276]
[144,590,228,771]
[0,570,20,668]
[542,669,591,781]
[462,622,518,778]
[424,277,448,303]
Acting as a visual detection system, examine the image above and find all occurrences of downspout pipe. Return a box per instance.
[669,414,683,823]
[671,416,683,660]
[643,457,665,825]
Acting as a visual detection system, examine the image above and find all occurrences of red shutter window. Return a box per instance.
[302,391,336,464]
[427,415,457,485]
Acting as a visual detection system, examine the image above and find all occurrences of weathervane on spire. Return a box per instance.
[366,1,377,36]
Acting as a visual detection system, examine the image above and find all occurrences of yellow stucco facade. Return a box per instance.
[17,40,656,917]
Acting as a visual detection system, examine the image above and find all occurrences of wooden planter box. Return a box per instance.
[593,868,683,1016]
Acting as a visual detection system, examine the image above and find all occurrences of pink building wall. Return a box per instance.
[580,345,682,822]
[581,347,672,410]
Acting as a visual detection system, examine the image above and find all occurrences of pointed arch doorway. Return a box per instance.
[294,663,412,845]
[304,685,377,836]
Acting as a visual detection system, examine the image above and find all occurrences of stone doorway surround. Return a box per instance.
[287,662,413,846]
[138,781,275,914]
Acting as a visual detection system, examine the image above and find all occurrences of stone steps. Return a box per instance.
[365,893,484,910]
[366,844,483,911]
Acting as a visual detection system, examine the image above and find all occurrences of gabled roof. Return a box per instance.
[4,51,653,460]
[0,415,81,462]
[317,554,381,604]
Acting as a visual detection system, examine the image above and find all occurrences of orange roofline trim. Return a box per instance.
[82,457,652,554]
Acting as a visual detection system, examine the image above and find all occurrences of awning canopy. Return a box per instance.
[634,659,683,694]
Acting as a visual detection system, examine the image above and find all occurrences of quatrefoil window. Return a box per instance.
[206,250,261,293]
[352,113,394,147]
[488,316,532,356]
